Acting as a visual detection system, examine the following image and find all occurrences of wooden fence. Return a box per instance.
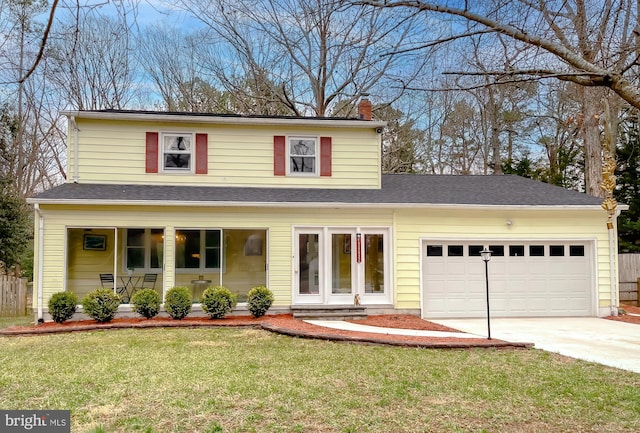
[0,274,29,317]
[618,254,640,306]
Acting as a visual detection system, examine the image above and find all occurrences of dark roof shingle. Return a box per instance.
[31,174,603,207]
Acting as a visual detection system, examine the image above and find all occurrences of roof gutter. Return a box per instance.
[27,197,612,211]
[60,110,387,129]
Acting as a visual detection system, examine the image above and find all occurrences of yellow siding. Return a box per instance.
[35,203,614,316]
[36,204,394,307]
[69,119,381,189]
[393,208,613,311]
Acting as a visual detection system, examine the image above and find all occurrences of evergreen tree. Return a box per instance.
[614,113,640,252]
[0,176,32,269]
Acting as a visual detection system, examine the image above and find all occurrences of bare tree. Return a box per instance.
[376,104,427,173]
[0,0,67,196]
[358,0,640,196]
[532,82,584,190]
[174,0,430,116]
[48,5,138,110]
[359,1,640,108]
[137,25,215,111]
[439,99,485,174]
[0,1,141,196]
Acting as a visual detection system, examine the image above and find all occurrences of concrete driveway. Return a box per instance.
[431,317,640,373]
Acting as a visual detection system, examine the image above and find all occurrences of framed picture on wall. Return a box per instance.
[244,236,263,256]
[83,234,106,251]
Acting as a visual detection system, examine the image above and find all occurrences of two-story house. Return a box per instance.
[29,100,619,322]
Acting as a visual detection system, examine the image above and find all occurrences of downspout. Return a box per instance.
[608,209,621,317]
[34,204,44,323]
[70,116,79,183]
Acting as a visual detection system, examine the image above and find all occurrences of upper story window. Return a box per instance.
[274,135,332,177]
[146,131,208,174]
[289,137,317,175]
[162,133,193,172]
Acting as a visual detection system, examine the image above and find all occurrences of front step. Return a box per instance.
[291,305,368,321]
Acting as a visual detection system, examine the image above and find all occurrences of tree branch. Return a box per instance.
[18,0,60,84]
[355,1,640,109]
[400,71,603,92]
[381,28,497,57]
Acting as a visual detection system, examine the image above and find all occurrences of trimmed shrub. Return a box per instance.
[201,286,237,319]
[165,286,192,320]
[246,285,274,318]
[131,289,161,319]
[48,291,78,323]
[81,289,121,323]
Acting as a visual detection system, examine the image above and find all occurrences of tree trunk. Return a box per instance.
[581,87,603,197]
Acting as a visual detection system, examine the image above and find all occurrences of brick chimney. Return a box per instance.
[358,95,372,120]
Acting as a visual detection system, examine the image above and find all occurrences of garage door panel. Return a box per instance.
[488,279,508,295]
[490,297,509,312]
[503,298,529,314]
[423,241,593,318]
[488,262,507,276]
[547,261,572,275]
[444,262,469,276]
[506,261,529,273]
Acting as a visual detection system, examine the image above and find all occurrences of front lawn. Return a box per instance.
[1,328,638,433]
[0,315,33,329]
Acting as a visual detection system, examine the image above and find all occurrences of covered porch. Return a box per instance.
[66,227,267,304]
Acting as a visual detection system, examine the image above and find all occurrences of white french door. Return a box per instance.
[328,230,357,304]
[294,230,323,304]
[293,228,390,305]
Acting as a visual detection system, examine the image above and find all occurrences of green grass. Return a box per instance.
[0,314,34,329]
[0,328,638,433]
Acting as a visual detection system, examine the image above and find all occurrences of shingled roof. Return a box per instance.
[30,174,603,208]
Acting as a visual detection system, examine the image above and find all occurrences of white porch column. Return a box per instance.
[163,226,175,299]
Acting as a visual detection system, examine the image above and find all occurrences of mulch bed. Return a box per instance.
[0,314,532,349]
[605,304,640,325]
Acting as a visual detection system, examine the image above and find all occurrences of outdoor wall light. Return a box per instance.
[480,248,492,263]
[480,248,492,340]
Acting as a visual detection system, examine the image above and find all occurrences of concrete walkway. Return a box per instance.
[431,317,640,373]
[304,320,483,339]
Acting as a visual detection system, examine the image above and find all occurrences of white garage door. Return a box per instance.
[422,241,594,318]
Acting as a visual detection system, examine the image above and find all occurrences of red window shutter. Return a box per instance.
[195,133,208,174]
[145,132,159,173]
[320,136,332,176]
[274,135,286,176]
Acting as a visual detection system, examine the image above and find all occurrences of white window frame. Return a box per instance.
[287,136,318,176]
[161,132,195,173]
[175,229,222,273]
[122,228,164,273]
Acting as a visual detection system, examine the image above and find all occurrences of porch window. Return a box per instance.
[125,228,164,271]
[175,229,221,271]
[172,229,267,303]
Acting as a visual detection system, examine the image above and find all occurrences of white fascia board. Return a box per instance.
[60,110,387,129]
[27,197,607,211]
